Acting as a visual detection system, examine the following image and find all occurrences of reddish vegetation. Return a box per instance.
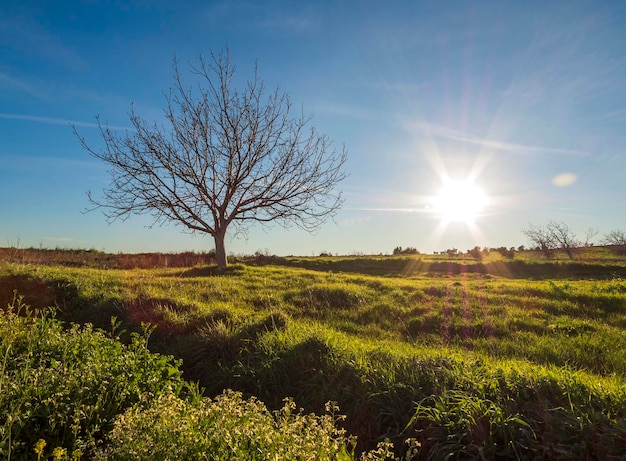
[0,247,215,269]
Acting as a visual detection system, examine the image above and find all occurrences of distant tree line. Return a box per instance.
[522,221,626,259]
[464,246,516,260]
[392,224,626,261]
[522,221,594,259]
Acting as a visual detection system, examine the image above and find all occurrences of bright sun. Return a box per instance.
[433,180,489,223]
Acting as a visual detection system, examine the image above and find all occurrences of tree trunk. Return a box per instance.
[214,230,228,268]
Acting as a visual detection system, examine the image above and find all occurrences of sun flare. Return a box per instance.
[433,180,488,223]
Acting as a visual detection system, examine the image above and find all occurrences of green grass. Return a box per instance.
[1,249,626,459]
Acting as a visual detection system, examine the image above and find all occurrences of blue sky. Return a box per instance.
[1,0,625,256]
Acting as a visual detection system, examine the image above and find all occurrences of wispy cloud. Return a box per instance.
[0,70,133,116]
[596,110,626,122]
[0,113,129,131]
[313,102,381,120]
[406,120,588,157]
[202,1,318,33]
[0,11,86,70]
[447,133,587,157]
[257,13,317,33]
[345,207,427,213]
[0,72,54,101]
[0,153,103,171]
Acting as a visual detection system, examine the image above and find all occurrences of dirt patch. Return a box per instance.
[0,275,59,313]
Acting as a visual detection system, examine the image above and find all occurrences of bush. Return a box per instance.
[492,246,516,259]
[0,295,188,459]
[96,391,382,460]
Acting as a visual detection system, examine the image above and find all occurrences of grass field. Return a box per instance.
[1,248,626,459]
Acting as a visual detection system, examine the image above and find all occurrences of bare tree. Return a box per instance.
[582,227,598,247]
[602,229,626,255]
[74,49,348,267]
[523,221,591,259]
[522,223,556,258]
[547,220,580,259]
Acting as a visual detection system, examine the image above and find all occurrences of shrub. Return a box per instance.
[95,390,385,460]
[392,247,419,255]
[0,295,188,459]
[492,246,516,259]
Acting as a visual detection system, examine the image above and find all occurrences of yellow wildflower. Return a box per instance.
[33,439,47,458]
[53,446,67,460]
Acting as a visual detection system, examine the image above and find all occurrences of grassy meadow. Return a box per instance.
[1,248,626,459]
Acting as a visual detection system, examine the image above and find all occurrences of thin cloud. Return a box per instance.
[552,173,577,187]
[0,113,130,131]
[0,72,54,101]
[344,207,428,213]
[0,72,131,109]
[202,1,318,33]
[406,120,587,157]
[449,133,587,157]
[313,102,380,120]
[0,153,103,171]
[596,110,626,122]
[258,14,317,33]
[0,12,86,70]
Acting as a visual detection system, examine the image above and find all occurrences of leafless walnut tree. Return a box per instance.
[74,49,348,267]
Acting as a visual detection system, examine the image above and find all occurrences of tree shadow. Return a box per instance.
[169,264,245,278]
[0,274,78,314]
[251,257,626,280]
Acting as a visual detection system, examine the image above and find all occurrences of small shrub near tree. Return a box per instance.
[467,246,483,260]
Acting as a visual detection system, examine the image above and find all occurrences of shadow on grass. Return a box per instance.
[0,274,79,314]
[250,257,626,280]
[170,264,245,278]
